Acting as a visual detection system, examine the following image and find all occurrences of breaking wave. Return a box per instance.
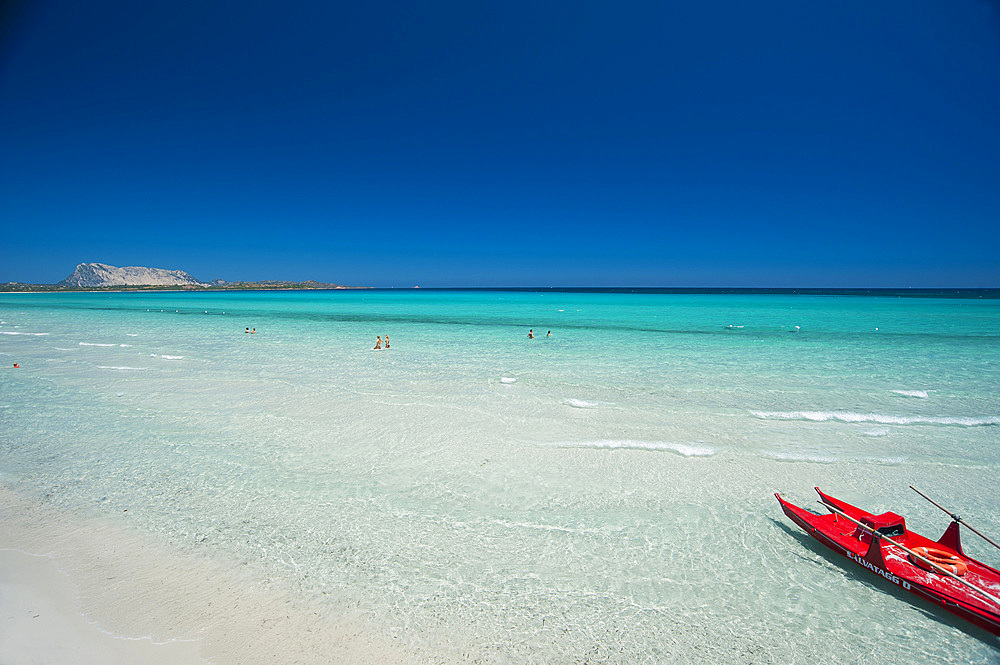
[564,398,599,408]
[543,440,716,456]
[500,377,517,384]
[79,342,116,347]
[763,451,906,465]
[891,390,929,398]
[750,410,999,427]
[97,366,148,371]
[1,331,49,336]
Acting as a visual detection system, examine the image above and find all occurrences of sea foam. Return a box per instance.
[764,451,905,465]
[890,389,929,398]
[545,440,716,456]
[564,398,599,408]
[750,410,999,427]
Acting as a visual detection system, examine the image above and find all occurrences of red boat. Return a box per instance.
[776,487,1000,637]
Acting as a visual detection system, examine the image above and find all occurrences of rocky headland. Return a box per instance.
[1,263,362,292]
[60,263,207,288]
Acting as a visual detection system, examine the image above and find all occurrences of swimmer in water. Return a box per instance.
[546,331,551,337]
[528,329,534,339]
[374,335,382,350]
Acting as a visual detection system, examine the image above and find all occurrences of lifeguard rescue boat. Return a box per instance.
[776,487,1000,637]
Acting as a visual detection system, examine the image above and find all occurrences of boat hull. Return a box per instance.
[776,489,1000,638]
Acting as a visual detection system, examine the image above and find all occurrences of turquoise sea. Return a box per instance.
[1,289,998,663]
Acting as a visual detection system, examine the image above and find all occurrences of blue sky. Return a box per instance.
[1,1,998,287]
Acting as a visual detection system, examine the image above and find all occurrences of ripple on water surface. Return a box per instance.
[1,290,998,664]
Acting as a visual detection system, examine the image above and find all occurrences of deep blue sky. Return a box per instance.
[2,1,998,286]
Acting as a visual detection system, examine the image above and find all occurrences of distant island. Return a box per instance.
[0,262,368,292]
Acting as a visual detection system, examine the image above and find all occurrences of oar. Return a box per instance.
[910,485,1000,553]
[817,501,1000,610]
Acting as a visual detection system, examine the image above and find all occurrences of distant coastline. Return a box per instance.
[0,281,371,293]
[0,262,372,293]
[2,284,997,298]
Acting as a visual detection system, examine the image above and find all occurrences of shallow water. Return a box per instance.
[1,290,998,663]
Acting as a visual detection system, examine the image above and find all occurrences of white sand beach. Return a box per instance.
[0,548,208,665]
[0,487,421,665]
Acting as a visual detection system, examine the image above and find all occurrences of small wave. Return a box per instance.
[862,427,890,437]
[764,451,905,465]
[750,410,999,427]
[97,366,148,371]
[725,324,744,329]
[126,334,138,337]
[545,440,716,456]
[764,451,839,464]
[500,377,517,383]
[0,331,49,336]
[564,398,599,408]
[485,517,603,536]
[158,355,184,360]
[79,342,116,347]
[891,390,928,399]
[119,344,132,347]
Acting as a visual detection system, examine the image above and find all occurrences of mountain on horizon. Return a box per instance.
[59,262,207,288]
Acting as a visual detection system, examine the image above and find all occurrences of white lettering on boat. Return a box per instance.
[847,551,902,586]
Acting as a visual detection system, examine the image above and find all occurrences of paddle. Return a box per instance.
[817,501,1000,610]
[909,485,1000,553]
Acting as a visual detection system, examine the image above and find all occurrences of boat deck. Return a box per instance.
[777,490,1000,620]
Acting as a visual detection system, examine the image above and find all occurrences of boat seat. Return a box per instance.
[855,512,906,540]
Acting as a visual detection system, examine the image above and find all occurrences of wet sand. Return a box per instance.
[0,487,422,665]
[0,548,209,665]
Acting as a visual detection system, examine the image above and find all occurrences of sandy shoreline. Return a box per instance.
[0,486,423,665]
[0,548,208,665]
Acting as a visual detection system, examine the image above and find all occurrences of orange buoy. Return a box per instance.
[13,363,19,368]
[909,546,968,576]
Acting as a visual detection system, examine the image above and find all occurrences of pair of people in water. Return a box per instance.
[244,327,256,334]
[373,334,390,349]
[527,330,551,339]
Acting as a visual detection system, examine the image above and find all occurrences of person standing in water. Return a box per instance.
[546,331,551,337]
[384,334,390,349]
[374,335,382,349]
[528,329,534,338]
